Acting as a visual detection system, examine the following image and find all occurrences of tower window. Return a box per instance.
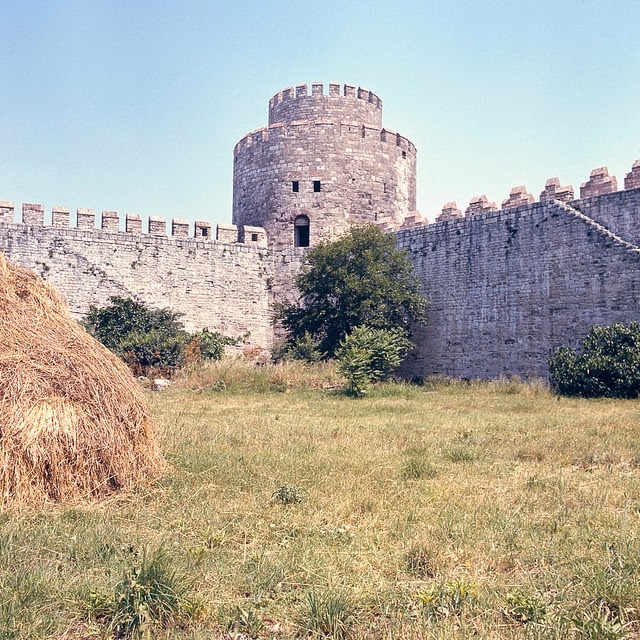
[251,233,258,242]
[201,227,209,237]
[292,181,299,192]
[313,180,321,192]
[294,215,310,248]
[402,151,407,159]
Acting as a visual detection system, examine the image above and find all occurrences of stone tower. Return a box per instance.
[232,82,417,249]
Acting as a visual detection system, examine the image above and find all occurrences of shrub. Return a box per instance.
[548,322,640,398]
[274,331,325,363]
[336,326,413,396]
[84,297,239,376]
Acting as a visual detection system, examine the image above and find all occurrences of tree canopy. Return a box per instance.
[278,224,427,358]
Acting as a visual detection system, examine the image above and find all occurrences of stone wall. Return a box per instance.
[0,206,272,351]
[233,82,417,249]
[397,193,640,379]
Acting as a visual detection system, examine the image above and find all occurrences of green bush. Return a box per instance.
[83,296,239,376]
[336,325,413,396]
[273,331,325,363]
[548,322,640,398]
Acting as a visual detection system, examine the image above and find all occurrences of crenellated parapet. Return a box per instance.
[268,82,383,129]
[625,160,640,190]
[233,123,416,155]
[580,167,618,199]
[502,186,535,210]
[0,201,267,247]
[539,178,574,203]
[436,202,463,222]
[425,160,637,226]
[466,195,498,217]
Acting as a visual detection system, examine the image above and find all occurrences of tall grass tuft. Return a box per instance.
[298,590,355,639]
[85,546,203,638]
[174,357,342,392]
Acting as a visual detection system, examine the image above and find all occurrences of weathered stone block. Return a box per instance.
[171,218,189,238]
[624,159,640,190]
[0,201,14,222]
[101,210,119,232]
[52,206,70,228]
[23,203,44,226]
[216,224,238,243]
[148,216,166,236]
[76,208,95,230]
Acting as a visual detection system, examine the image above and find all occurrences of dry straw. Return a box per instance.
[0,252,165,508]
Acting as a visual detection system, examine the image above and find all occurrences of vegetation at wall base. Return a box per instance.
[277,224,427,359]
[84,296,241,376]
[336,325,413,396]
[548,321,640,398]
[2,369,640,638]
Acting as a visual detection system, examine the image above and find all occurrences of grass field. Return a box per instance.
[1,362,640,638]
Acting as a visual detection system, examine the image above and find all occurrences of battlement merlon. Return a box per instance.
[233,123,417,156]
[268,82,383,129]
[0,201,268,247]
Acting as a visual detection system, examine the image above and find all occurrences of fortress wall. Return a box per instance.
[268,82,383,128]
[572,187,640,245]
[397,201,640,379]
[0,216,272,348]
[233,122,416,248]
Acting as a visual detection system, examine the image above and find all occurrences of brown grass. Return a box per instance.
[0,252,166,508]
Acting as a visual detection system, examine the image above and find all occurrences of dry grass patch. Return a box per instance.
[1,371,639,637]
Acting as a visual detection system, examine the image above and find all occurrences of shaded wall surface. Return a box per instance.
[397,189,640,379]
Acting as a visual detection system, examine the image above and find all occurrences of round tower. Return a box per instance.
[232,82,417,249]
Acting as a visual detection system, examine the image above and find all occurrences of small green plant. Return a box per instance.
[298,590,355,639]
[225,604,265,637]
[503,591,546,624]
[414,579,477,619]
[405,543,437,578]
[336,325,413,397]
[84,547,203,638]
[570,606,636,639]
[441,446,479,463]
[272,485,305,506]
[401,457,437,481]
[548,322,640,398]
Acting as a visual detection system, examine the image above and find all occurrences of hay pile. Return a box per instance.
[0,252,165,507]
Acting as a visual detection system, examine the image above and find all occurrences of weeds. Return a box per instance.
[298,590,355,639]
[414,579,477,619]
[84,546,204,638]
[272,485,305,506]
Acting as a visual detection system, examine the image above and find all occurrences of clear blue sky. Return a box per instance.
[1,0,639,226]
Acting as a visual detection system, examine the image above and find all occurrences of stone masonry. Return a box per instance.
[1,82,640,380]
[232,83,417,249]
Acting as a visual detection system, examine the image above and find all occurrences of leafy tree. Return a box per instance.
[548,322,640,398]
[336,326,413,396]
[278,224,427,358]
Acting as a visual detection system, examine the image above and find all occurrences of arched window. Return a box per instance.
[294,215,310,248]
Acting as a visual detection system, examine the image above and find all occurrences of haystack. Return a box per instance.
[0,252,165,507]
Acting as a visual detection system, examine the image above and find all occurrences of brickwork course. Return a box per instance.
[1,82,640,379]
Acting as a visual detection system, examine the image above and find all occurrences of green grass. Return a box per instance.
[1,370,640,638]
